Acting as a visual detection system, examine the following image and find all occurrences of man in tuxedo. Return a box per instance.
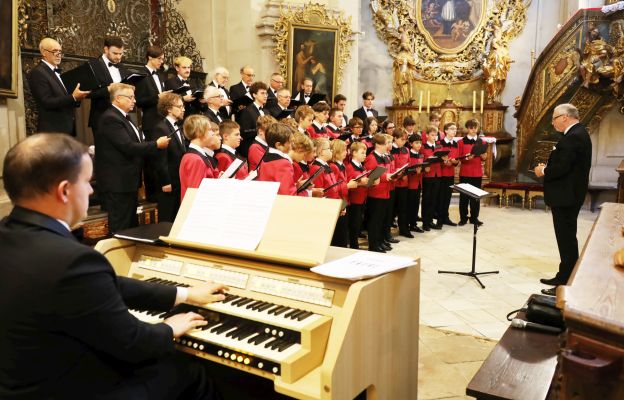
[237,81,268,157]
[0,133,225,399]
[268,88,292,119]
[207,66,232,118]
[352,91,379,135]
[27,37,90,135]
[136,45,169,202]
[204,86,226,124]
[266,72,284,109]
[148,92,186,222]
[88,36,131,134]
[292,77,313,104]
[164,56,206,118]
[94,83,170,233]
[333,94,348,128]
[535,103,592,294]
[229,65,255,104]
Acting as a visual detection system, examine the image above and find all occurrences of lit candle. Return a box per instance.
[426,90,430,113]
[472,91,476,113]
[418,91,423,112]
[480,90,484,114]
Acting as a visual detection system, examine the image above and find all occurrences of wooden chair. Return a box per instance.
[482,182,508,207]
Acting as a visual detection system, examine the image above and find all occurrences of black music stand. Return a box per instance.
[438,184,499,288]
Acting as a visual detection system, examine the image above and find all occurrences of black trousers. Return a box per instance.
[366,197,387,249]
[407,188,421,227]
[395,187,409,233]
[98,352,222,400]
[384,190,396,237]
[438,176,454,221]
[422,177,441,227]
[157,188,181,223]
[459,176,482,222]
[331,213,349,248]
[551,204,582,283]
[347,203,364,249]
[100,191,138,234]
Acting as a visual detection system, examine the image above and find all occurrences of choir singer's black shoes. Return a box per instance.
[369,246,386,253]
[540,277,565,286]
[431,223,442,230]
[458,218,468,226]
[442,219,457,226]
[399,231,414,238]
[381,242,392,251]
[385,237,400,244]
[541,287,557,296]
[410,225,424,233]
[471,219,484,227]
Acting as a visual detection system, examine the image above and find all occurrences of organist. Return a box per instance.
[0,134,227,399]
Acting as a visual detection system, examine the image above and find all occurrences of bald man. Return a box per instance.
[27,37,90,135]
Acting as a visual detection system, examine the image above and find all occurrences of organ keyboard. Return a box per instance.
[95,238,420,399]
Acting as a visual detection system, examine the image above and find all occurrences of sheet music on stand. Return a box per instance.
[311,251,415,281]
[452,183,492,198]
[176,179,279,250]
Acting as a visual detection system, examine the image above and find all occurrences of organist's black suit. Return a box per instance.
[27,61,80,135]
[88,56,131,131]
[543,122,592,283]
[237,103,262,157]
[95,106,158,233]
[0,206,215,399]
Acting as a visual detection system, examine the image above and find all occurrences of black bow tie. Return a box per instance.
[181,79,188,84]
[54,68,62,74]
[219,85,225,90]
[304,94,310,98]
[108,62,118,68]
[151,70,158,76]
[125,114,132,122]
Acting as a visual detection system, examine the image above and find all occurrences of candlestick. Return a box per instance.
[426,90,430,113]
[480,90,484,114]
[472,91,476,113]
[418,91,423,112]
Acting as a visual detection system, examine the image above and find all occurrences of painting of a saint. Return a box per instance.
[290,27,336,99]
[419,0,484,53]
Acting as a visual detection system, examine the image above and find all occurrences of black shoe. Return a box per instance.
[391,223,398,228]
[443,219,457,226]
[431,223,442,230]
[471,219,484,226]
[370,246,386,253]
[458,219,468,226]
[399,231,414,238]
[423,225,431,231]
[385,237,400,244]
[541,287,557,296]
[540,277,565,286]
[381,242,392,251]
[416,216,422,222]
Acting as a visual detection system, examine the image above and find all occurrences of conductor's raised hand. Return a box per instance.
[156,136,171,149]
[164,312,207,338]
[187,282,229,305]
[72,83,90,100]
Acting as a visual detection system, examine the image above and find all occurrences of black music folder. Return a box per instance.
[232,95,254,111]
[61,62,101,91]
[365,166,387,187]
[470,142,488,156]
[296,166,325,193]
[307,93,327,107]
[121,73,147,86]
[170,85,192,95]
[433,149,450,158]
[289,99,304,108]
[114,222,173,244]
[276,108,294,120]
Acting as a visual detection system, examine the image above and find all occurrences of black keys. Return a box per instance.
[273,307,289,316]
[256,303,274,312]
[296,311,314,321]
[222,294,238,304]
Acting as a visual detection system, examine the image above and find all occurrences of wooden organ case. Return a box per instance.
[95,239,420,399]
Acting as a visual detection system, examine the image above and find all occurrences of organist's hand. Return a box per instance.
[164,312,207,338]
[187,282,229,305]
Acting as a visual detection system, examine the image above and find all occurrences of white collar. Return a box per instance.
[221,144,236,154]
[165,115,178,127]
[374,150,384,157]
[268,147,292,163]
[410,149,420,155]
[298,126,305,134]
[189,143,209,156]
[564,122,578,135]
[351,160,362,167]
[466,134,478,140]
[42,59,58,71]
[426,141,436,146]
[255,137,267,146]
[178,74,189,82]
[315,158,329,166]
[145,65,157,74]
[328,123,338,130]
[112,104,128,117]
[56,219,70,232]
[313,121,325,129]
[102,54,114,66]
[254,101,264,110]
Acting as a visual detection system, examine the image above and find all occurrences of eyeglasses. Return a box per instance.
[44,49,63,56]
[278,94,291,98]
[386,126,395,129]
[118,94,135,100]
[172,104,184,109]
[244,73,256,77]
[271,78,285,84]
[552,114,565,121]
[209,95,224,99]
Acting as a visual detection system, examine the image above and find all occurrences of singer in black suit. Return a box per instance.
[0,133,226,400]
[164,56,206,118]
[94,83,171,233]
[352,91,379,135]
[237,81,269,157]
[535,103,592,289]
[266,72,284,109]
[27,38,90,135]
[204,86,227,124]
[208,66,233,118]
[229,65,255,102]
[149,93,187,222]
[88,36,130,133]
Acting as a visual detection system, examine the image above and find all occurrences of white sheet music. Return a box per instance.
[454,183,490,198]
[177,179,280,250]
[310,251,415,280]
[219,158,244,179]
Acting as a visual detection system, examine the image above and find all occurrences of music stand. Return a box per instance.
[438,183,499,288]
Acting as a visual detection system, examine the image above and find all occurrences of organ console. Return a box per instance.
[95,238,420,399]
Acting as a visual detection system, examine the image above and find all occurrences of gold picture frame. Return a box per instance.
[0,0,18,98]
[273,3,353,101]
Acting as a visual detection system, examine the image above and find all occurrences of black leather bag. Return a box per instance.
[526,294,565,328]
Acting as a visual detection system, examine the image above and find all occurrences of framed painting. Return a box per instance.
[0,0,18,98]
[416,0,486,54]
[273,3,353,102]
[289,26,337,99]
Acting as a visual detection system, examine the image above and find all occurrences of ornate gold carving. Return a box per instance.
[370,0,529,94]
[106,0,116,14]
[272,3,353,95]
